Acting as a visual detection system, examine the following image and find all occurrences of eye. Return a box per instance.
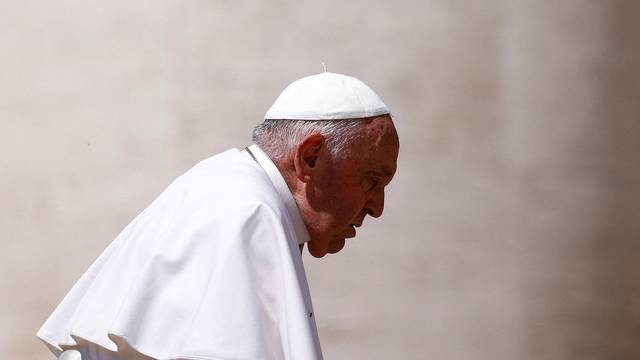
[361,177,380,192]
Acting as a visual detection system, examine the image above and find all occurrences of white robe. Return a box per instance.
[37,145,323,360]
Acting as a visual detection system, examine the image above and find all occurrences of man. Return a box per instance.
[38,71,399,360]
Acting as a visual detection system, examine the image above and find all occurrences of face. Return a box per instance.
[297,116,399,258]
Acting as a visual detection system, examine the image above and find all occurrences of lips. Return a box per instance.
[346,225,357,238]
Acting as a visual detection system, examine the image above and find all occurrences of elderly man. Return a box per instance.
[38,72,399,360]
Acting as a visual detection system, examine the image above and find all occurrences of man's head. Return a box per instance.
[253,115,399,257]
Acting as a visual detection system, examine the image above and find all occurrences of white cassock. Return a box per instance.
[37,144,323,360]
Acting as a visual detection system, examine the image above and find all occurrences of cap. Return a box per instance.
[264,72,390,120]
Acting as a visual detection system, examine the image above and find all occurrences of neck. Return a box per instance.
[271,156,301,199]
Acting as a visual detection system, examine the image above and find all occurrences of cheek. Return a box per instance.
[320,165,366,224]
[330,188,366,223]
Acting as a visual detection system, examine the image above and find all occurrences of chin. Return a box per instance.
[307,240,329,258]
[307,237,346,258]
[309,249,327,258]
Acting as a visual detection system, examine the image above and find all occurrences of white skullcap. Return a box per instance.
[265,72,390,120]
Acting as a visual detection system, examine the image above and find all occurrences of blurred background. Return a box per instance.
[2,0,640,359]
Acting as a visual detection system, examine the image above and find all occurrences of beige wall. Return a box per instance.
[2,1,639,359]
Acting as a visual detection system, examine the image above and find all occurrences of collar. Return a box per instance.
[243,144,310,245]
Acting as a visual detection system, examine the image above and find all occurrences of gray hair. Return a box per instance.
[252,119,368,161]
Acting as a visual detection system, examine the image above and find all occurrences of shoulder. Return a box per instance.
[167,148,287,218]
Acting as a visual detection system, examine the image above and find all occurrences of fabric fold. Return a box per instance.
[38,148,322,360]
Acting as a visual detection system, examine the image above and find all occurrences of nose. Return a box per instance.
[365,189,385,218]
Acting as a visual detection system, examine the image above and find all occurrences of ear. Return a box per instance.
[293,133,325,183]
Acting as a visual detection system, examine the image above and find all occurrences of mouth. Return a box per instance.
[346,225,357,238]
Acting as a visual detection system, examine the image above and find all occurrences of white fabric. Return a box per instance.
[243,145,308,245]
[37,147,322,360]
[264,72,390,120]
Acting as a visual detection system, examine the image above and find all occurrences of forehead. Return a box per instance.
[355,117,399,175]
[366,140,398,177]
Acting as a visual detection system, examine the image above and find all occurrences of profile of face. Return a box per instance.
[293,116,399,258]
